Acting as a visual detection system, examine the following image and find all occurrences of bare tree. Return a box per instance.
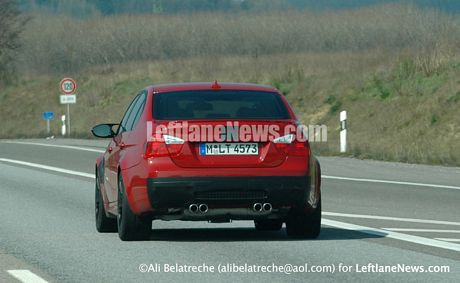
[0,0,26,84]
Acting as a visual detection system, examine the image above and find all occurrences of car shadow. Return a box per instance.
[145,227,386,242]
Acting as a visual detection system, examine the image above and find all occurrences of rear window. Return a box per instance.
[153,90,291,120]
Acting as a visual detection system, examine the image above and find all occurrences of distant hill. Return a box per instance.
[2,4,460,165]
[17,0,460,16]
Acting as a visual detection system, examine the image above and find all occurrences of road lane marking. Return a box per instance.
[323,219,460,252]
[7,270,49,283]
[1,158,460,252]
[0,158,93,179]
[323,175,460,190]
[1,158,458,228]
[435,238,460,242]
[382,228,460,233]
[0,141,105,153]
[323,212,460,226]
[3,140,459,190]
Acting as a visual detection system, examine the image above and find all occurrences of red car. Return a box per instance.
[92,81,322,241]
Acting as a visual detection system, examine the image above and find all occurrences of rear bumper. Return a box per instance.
[147,176,311,210]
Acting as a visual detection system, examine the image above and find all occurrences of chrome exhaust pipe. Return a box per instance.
[262,203,272,212]
[198,204,208,214]
[253,203,262,212]
[189,204,198,213]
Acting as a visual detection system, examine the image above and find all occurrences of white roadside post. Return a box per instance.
[61,115,66,136]
[340,110,347,153]
[59,78,77,136]
[67,103,70,135]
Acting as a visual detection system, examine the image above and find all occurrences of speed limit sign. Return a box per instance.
[59,78,77,136]
[59,78,77,95]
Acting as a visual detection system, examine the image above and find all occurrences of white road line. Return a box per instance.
[7,270,49,283]
[435,238,460,242]
[323,211,460,226]
[383,228,460,233]
[0,158,458,226]
[323,175,460,191]
[1,158,460,252]
[2,141,459,190]
[323,219,460,252]
[0,141,105,153]
[0,158,93,179]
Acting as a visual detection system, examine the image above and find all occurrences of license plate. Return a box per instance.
[199,143,258,155]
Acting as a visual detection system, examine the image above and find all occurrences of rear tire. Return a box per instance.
[254,219,283,231]
[95,175,117,233]
[286,199,321,239]
[117,174,151,241]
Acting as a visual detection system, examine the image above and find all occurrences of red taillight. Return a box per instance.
[166,144,183,156]
[273,134,309,157]
[211,80,221,89]
[144,135,184,158]
[290,141,309,157]
[144,141,169,158]
[273,134,293,154]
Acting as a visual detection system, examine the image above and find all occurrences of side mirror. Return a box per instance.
[91,123,118,138]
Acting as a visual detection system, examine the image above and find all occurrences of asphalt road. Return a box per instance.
[0,139,459,282]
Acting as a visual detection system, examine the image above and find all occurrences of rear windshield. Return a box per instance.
[153,90,291,120]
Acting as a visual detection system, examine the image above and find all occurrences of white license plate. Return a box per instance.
[199,143,258,155]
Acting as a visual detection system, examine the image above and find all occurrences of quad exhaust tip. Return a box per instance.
[199,204,208,213]
[191,203,269,214]
[262,203,272,212]
[189,204,198,213]
[253,203,272,212]
[189,203,208,214]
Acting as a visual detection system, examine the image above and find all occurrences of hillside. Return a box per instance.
[1,51,459,165]
[18,0,460,16]
[0,4,459,166]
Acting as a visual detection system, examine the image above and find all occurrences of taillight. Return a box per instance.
[291,140,309,157]
[144,135,184,158]
[273,134,294,153]
[273,134,309,157]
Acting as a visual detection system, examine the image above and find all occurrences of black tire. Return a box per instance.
[286,199,321,239]
[95,175,117,233]
[254,219,283,231]
[117,174,151,241]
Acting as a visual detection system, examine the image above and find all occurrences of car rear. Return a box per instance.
[143,84,319,230]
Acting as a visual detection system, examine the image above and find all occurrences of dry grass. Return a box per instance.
[16,4,460,74]
[1,5,460,166]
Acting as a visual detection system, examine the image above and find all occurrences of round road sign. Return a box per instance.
[59,78,77,95]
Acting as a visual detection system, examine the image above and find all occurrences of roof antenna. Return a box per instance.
[211,80,221,90]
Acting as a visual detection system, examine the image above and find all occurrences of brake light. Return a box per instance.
[273,134,293,153]
[211,80,221,89]
[144,141,167,158]
[273,134,309,156]
[144,135,184,158]
[291,140,309,157]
